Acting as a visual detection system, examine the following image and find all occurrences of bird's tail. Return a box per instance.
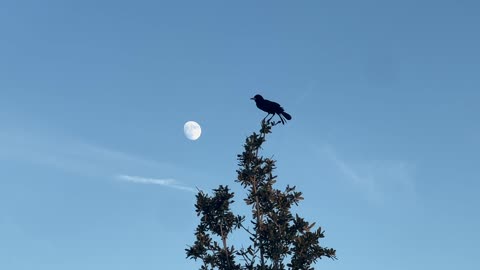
[281,112,292,120]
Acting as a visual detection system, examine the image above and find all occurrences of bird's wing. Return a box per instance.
[267,100,283,110]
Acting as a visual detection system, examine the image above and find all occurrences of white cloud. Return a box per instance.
[116,174,195,192]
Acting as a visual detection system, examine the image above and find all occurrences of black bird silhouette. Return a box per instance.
[251,94,292,124]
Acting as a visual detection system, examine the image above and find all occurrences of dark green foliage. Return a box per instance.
[186,185,243,270]
[186,121,336,269]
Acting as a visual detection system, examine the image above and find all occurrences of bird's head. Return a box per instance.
[250,94,264,101]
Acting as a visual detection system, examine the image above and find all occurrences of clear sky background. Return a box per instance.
[1,0,479,269]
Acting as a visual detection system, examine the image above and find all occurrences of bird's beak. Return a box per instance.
[250,97,254,100]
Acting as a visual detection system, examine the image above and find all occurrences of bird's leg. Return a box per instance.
[267,114,275,123]
[263,114,270,122]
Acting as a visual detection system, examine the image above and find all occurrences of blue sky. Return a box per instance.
[1,0,479,269]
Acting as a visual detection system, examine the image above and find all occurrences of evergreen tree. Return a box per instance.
[186,121,336,270]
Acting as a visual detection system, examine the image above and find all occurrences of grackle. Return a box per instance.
[251,94,292,124]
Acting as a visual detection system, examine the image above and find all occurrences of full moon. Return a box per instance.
[184,121,202,140]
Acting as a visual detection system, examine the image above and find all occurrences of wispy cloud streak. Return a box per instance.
[321,144,415,203]
[0,127,195,194]
[117,174,195,192]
